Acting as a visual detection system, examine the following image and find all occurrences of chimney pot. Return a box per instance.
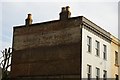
[61,7,66,12]
[28,14,32,19]
[66,6,70,11]
[25,14,33,26]
[59,6,71,20]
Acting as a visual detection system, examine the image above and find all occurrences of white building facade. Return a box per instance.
[81,17,111,79]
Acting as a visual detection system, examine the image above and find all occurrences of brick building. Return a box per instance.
[11,6,82,80]
[11,6,119,80]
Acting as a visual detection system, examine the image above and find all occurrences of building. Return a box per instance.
[111,35,120,79]
[119,43,120,80]
[11,6,119,80]
[0,67,2,80]
[119,48,120,80]
[11,6,82,80]
[81,14,111,79]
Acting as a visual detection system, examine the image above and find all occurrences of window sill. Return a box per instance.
[87,51,92,54]
[114,64,119,67]
[103,59,107,61]
[95,55,100,58]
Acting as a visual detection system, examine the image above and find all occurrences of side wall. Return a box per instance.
[11,18,82,78]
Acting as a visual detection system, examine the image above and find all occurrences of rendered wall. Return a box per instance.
[82,25,111,78]
[111,36,119,78]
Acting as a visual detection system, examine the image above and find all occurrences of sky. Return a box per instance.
[0,0,119,52]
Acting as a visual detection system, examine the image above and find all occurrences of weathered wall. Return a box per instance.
[11,18,82,79]
[111,38,119,78]
[0,67,2,80]
[111,36,120,79]
[14,26,80,50]
[12,43,80,77]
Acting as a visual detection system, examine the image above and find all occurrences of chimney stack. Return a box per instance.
[59,6,71,20]
[25,14,33,26]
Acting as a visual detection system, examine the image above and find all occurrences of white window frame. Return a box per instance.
[103,70,107,80]
[87,36,92,53]
[95,40,100,57]
[96,67,100,80]
[103,44,107,60]
[87,64,91,80]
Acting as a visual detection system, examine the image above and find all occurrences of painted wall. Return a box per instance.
[82,25,111,78]
[118,44,120,79]
[111,36,119,79]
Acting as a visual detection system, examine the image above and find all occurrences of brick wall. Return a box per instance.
[11,17,82,79]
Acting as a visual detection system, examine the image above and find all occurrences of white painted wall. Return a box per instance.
[82,26,111,78]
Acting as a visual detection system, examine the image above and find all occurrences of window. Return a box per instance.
[103,44,107,60]
[103,70,107,80]
[87,65,91,80]
[95,40,100,56]
[87,36,92,53]
[96,67,100,80]
[115,74,119,80]
[115,51,118,65]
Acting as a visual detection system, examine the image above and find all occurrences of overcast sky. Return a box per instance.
[0,0,119,51]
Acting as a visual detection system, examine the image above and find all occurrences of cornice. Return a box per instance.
[111,35,120,46]
[81,16,111,43]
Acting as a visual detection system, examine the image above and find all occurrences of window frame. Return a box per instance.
[103,70,107,80]
[96,67,100,80]
[115,51,118,65]
[103,44,107,60]
[115,74,119,80]
[95,40,100,57]
[87,36,92,53]
[87,64,92,80]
